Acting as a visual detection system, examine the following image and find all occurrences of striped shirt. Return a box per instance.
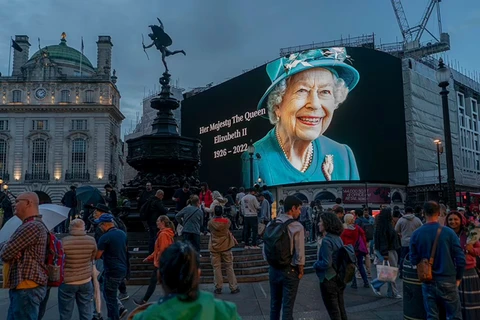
[0,217,48,288]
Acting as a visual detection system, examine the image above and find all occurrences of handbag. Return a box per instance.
[376,260,399,282]
[417,226,442,283]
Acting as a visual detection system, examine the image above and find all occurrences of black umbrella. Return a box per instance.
[76,186,105,207]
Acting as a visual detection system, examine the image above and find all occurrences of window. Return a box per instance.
[71,120,87,130]
[71,139,87,177]
[32,120,48,131]
[473,114,478,131]
[61,90,71,103]
[0,140,6,177]
[12,90,22,103]
[0,120,8,131]
[31,139,47,178]
[472,99,478,114]
[85,90,94,103]
[458,93,465,108]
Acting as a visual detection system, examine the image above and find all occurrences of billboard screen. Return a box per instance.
[182,47,407,192]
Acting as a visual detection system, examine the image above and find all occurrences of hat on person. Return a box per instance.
[257,47,360,114]
[94,203,110,213]
[94,213,114,224]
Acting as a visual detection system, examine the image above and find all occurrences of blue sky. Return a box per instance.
[0,0,478,133]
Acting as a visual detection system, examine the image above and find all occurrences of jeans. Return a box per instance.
[7,285,47,320]
[103,275,124,320]
[422,281,462,320]
[269,266,300,320]
[38,286,51,320]
[352,253,369,287]
[183,232,201,253]
[211,250,238,291]
[148,225,157,254]
[94,260,124,318]
[58,282,93,320]
[398,246,409,276]
[119,279,127,294]
[142,268,158,302]
[370,250,399,297]
[244,216,258,247]
[320,276,347,320]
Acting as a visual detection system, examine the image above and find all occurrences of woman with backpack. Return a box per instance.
[133,216,175,306]
[370,208,402,299]
[128,242,241,320]
[340,214,369,289]
[313,212,348,320]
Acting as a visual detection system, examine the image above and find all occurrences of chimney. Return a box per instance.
[96,36,113,77]
[12,35,31,76]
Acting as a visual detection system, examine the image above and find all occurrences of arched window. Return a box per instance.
[61,90,71,103]
[71,139,87,178]
[0,140,7,178]
[12,90,22,103]
[31,138,48,180]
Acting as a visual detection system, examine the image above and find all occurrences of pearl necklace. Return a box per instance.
[276,129,314,173]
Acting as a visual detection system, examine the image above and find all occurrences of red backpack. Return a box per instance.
[44,230,65,287]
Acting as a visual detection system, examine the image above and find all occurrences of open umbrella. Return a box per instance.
[0,204,69,244]
[76,186,105,207]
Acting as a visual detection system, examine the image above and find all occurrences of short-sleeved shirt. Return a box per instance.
[173,188,192,211]
[97,228,127,278]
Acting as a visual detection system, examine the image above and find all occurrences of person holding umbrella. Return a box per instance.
[61,185,78,233]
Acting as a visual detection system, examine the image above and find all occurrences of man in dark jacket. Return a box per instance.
[104,184,118,214]
[61,185,78,232]
[0,192,13,227]
[410,201,465,320]
[137,182,155,210]
[143,190,168,254]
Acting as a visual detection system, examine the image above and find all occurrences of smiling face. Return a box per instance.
[275,68,337,141]
[447,214,462,232]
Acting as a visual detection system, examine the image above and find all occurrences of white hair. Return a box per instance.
[266,72,350,125]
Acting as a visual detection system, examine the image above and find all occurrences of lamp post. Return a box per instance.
[433,139,444,199]
[247,140,255,188]
[435,58,456,209]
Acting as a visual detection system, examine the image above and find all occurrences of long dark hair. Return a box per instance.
[159,242,200,301]
[375,208,395,239]
[320,212,344,236]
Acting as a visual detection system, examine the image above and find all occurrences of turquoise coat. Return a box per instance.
[242,128,359,187]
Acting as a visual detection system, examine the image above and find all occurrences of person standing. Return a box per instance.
[134,216,175,306]
[341,214,369,289]
[235,187,246,226]
[95,214,128,320]
[299,200,313,242]
[61,185,78,233]
[104,184,118,214]
[314,212,348,320]
[137,182,155,209]
[0,192,13,227]
[172,183,192,211]
[143,190,168,254]
[394,206,422,278]
[370,208,402,299]
[59,219,97,320]
[175,195,203,253]
[199,182,213,234]
[264,195,305,320]
[0,192,48,320]
[209,205,240,295]
[445,210,480,319]
[410,201,466,320]
[241,188,261,249]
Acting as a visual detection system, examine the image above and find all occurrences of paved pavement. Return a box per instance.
[0,274,404,319]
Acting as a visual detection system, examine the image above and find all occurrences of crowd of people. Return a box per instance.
[1,182,479,320]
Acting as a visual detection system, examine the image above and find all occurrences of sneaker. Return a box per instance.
[231,288,240,294]
[391,294,402,299]
[119,307,128,318]
[370,284,382,297]
[118,292,129,301]
[133,298,146,306]
[363,283,370,288]
[214,288,222,294]
[244,246,251,250]
[250,246,261,250]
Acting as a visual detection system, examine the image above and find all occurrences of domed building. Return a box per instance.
[0,33,125,203]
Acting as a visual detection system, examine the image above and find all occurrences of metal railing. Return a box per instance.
[24,172,50,181]
[65,171,90,181]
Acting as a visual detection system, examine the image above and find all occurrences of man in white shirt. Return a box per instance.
[240,188,260,249]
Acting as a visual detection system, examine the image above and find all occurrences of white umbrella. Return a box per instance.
[0,204,69,244]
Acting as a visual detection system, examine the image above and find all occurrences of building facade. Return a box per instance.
[0,34,125,203]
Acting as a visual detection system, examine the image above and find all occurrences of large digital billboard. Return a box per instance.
[182,47,407,192]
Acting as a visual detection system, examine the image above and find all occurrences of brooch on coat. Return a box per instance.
[321,155,334,181]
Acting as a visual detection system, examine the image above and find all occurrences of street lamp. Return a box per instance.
[247,140,255,188]
[3,184,8,191]
[435,58,455,209]
[433,139,444,198]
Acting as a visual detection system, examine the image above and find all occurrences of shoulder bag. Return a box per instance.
[417,226,442,282]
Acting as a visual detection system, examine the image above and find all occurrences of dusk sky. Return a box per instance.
[0,0,478,135]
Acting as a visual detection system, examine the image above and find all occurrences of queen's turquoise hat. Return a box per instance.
[257,47,360,112]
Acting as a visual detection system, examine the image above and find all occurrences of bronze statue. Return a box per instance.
[142,18,186,72]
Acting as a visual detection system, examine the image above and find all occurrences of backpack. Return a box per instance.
[263,219,296,268]
[139,196,155,221]
[44,229,65,287]
[333,244,357,284]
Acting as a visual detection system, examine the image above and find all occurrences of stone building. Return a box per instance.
[0,33,125,203]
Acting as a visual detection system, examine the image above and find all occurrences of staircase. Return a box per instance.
[126,230,318,285]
